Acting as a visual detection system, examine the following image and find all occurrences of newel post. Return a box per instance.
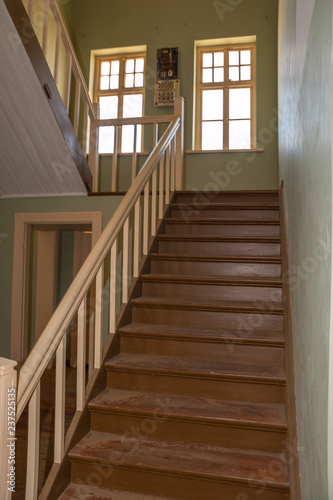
[89,103,100,192]
[174,96,184,191]
[0,358,17,500]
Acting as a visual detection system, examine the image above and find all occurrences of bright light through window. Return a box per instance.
[196,43,256,150]
[96,53,145,154]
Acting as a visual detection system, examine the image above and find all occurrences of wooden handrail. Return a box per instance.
[16,116,180,419]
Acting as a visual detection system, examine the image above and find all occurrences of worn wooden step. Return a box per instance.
[141,274,283,302]
[150,253,282,278]
[106,353,286,403]
[120,319,284,364]
[69,431,289,500]
[175,190,280,205]
[89,388,287,453]
[170,203,280,221]
[131,297,283,332]
[119,322,285,344]
[59,484,175,500]
[165,219,280,237]
[157,234,281,256]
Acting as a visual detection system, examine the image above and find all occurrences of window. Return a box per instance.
[195,43,256,151]
[95,53,146,154]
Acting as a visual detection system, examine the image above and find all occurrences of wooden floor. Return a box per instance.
[13,366,77,499]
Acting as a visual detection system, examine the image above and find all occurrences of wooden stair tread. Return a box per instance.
[59,484,174,500]
[141,273,282,287]
[158,234,281,242]
[150,253,282,262]
[165,218,280,225]
[90,388,287,429]
[106,353,286,382]
[131,296,284,313]
[119,322,284,344]
[170,202,280,209]
[69,431,289,489]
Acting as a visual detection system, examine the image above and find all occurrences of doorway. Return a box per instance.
[11,212,102,364]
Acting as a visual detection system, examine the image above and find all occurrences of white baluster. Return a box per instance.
[133,199,140,277]
[54,336,66,463]
[111,127,119,192]
[122,218,129,303]
[26,382,40,499]
[77,297,87,411]
[159,156,165,219]
[143,182,149,255]
[109,239,118,334]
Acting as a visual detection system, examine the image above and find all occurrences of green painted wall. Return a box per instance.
[278,0,333,497]
[0,195,122,358]
[63,0,279,190]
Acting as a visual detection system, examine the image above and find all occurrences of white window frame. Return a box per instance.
[94,52,146,154]
[195,42,257,151]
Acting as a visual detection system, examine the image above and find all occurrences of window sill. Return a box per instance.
[185,148,264,154]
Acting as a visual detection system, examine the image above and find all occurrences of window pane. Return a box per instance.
[229,88,251,119]
[229,51,239,65]
[203,53,213,68]
[136,58,144,72]
[214,68,224,82]
[202,89,223,120]
[101,61,110,76]
[123,94,143,118]
[241,50,251,65]
[110,75,119,89]
[229,120,251,149]
[241,66,251,81]
[202,68,213,83]
[214,52,224,67]
[229,67,239,81]
[99,126,115,154]
[125,74,134,88]
[126,59,135,73]
[135,73,144,87]
[120,124,142,153]
[202,121,223,150]
[111,60,120,75]
[99,95,118,119]
[100,76,110,90]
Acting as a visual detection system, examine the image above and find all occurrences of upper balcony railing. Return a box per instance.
[20,0,184,194]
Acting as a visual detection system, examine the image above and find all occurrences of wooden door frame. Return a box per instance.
[11,211,102,364]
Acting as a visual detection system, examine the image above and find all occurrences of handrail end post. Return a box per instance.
[0,358,17,500]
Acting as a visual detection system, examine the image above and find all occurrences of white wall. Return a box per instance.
[278,0,333,497]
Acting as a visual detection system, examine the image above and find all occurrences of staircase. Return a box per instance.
[59,190,290,500]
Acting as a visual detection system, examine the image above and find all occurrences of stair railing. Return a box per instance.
[23,0,98,181]
[0,103,183,499]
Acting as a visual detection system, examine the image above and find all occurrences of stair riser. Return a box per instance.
[158,240,281,256]
[120,336,284,365]
[107,370,285,404]
[132,306,283,332]
[142,281,283,303]
[171,207,280,221]
[175,193,279,204]
[90,412,287,453]
[165,223,280,237]
[150,259,281,278]
[71,462,289,500]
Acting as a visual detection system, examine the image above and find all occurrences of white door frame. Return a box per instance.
[11,211,102,364]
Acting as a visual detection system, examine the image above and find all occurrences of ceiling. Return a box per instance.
[0,0,87,198]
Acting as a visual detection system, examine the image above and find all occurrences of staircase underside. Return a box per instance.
[59,190,293,500]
